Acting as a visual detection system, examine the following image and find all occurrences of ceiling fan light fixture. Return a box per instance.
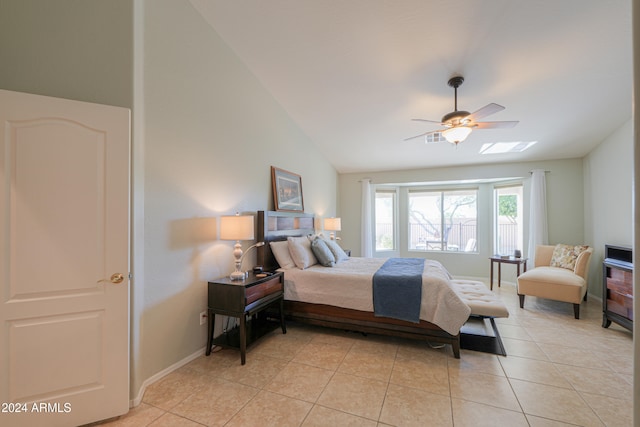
[405,75,518,144]
[442,126,472,144]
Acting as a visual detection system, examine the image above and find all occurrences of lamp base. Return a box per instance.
[230,270,246,281]
[230,243,245,280]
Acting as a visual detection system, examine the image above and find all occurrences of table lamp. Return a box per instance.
[220,213,255,280]
[324,217,341,240]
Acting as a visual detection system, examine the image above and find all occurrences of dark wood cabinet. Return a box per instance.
[602,245,633,331]
[206,271,286,364]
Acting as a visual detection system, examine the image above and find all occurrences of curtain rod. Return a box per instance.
[529,170,550,174]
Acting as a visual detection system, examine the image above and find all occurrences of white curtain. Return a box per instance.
[361,179,373,257]
[527,169,548,260]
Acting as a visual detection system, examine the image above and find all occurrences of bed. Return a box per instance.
[256,210,471,358]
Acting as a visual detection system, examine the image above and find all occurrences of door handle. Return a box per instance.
[97,273,126,284]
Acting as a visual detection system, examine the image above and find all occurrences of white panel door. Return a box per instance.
[0,90,130,427]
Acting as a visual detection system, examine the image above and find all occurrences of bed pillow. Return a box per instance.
[310,237,336,267]
[550,244,589,270]
[323,237,349,263]
[269,241,296,270]
[287,236,318,269]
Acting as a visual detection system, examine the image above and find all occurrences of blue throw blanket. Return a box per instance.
[373,258,424,323]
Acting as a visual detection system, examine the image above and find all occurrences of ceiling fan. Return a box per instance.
[405,76,518,145]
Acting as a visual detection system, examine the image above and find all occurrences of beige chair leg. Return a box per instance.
[573,303,580,319]
[583,292,587,302]
[518,294,524,308]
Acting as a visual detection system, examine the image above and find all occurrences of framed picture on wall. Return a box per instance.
[271,166,304,212]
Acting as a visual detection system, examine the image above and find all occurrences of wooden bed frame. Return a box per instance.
[256,210,461,358]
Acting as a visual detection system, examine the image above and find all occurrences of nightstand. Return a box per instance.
[206,271,286,364]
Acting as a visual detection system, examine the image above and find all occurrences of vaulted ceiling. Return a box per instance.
[191,0,632,173]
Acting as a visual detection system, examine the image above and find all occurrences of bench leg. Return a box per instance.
[518,294,525,308]
[573,303,580,319]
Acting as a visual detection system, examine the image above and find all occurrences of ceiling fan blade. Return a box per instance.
[474,120,519,129]
[411,118,443,125]
[404,128,446,141]
[466,103,505,122]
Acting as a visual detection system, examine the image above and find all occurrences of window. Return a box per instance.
[494,185,523,256]
[408,189,477,252]
[375,190,396,251]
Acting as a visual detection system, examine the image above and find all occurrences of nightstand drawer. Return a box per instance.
[246,276,282,305]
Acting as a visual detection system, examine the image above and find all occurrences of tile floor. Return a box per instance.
[101,281,634,426]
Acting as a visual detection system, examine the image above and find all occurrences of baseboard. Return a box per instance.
[452,275,488,283]
[130,346,206,408]
[587,294,603,303]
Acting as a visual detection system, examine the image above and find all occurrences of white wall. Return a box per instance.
[338,158,585,284]
[0,0,133,108]
[633,2,640,419]
[583,119,633,297]
[136,0,337,396]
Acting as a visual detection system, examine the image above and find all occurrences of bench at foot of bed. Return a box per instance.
[451,279,510,356]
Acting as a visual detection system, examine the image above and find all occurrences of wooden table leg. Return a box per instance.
[490,260,494,290]
[240,314,246,365]
[205,309,214,356]
[498,262,502,287]
[279,297,287,334]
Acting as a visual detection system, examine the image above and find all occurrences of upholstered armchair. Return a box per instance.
[517,244,594,319]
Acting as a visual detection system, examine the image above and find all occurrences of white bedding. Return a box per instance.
[281,257,471,335]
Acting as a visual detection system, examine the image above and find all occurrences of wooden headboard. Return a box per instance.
[257,210,315,271]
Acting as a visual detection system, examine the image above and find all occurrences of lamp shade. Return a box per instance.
[324,217,341,232]
[442,126,472,144]
[220,214,254,241]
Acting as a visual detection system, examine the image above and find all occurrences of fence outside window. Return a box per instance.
[376,222,519,253]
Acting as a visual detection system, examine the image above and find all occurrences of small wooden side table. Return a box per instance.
[206,271,286,364]
[490,256,528,290]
